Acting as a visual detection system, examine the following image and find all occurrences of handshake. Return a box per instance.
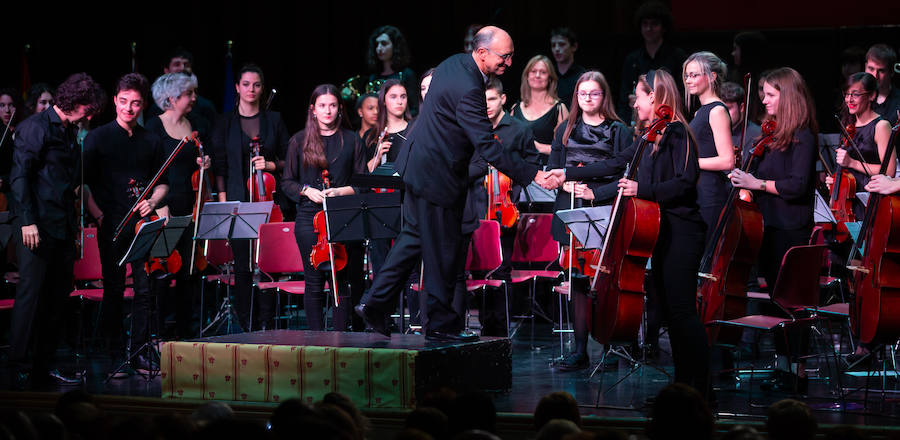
[534,169,566,190]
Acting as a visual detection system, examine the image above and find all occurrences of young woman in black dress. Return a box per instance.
[550,69,710,396]
[282,84,366,331]
[210,64,290,331]
[511,55,568,165]
[682,52,735,240]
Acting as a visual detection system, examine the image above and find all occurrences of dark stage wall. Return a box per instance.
[2,1,898,133]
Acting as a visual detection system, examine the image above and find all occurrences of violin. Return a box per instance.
[588,105,671,344]
[189,133,213,274]
[829,123,858,224]
[127,179,182,277]
[310,171,347,306]
[247,136,284,222]
[849,123,900,345]
[697,119,775,345]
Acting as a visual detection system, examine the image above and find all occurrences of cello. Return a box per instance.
[849,122,900,345]
[588,105,671,345]
[248,136,284,222]
[697,120,776,345]
[310,170,347,306]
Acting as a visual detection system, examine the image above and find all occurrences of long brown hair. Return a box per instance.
[561,71,621,144]
[636,69,694,155]
[364,79,411,146]
[762,67,818,152]
[303,84,344,169]
[519,55,559,106]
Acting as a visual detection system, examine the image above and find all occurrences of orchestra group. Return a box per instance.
[2,5,900,399]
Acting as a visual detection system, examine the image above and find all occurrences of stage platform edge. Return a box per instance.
[160,330,512,408]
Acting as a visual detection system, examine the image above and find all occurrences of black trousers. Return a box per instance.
[296,208,350,331]
[652,214,710,395]
[230,239,275,331]
[9,223,75,375]
[97,222,151,352]
[365,190,468,333]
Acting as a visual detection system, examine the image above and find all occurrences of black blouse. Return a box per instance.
[566,121,701,223]
[752,128,817,230]
[210,110,290,202]
[363,124,410,165]
[282,129,366,213]
[144,115,207,216]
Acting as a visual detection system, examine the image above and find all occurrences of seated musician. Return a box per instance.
[282,84,366,331]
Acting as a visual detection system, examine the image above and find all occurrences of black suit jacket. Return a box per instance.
[394,53,537,208]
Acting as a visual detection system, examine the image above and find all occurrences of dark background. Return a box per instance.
[2,0,898,134]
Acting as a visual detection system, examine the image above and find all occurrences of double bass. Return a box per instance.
[697,120,776,345]
[588,105,672,344]
[849,122,900,345]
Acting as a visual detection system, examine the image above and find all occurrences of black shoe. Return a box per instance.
[47,369,81,386]
[553,353,590,372]
[425,330,478,342]
[354,304,390,337]
[134,354,159,374]
[760,373,808,395]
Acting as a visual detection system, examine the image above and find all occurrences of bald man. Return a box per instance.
[357,26,549,341]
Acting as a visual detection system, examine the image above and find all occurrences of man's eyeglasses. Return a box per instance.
[483,47,514,62]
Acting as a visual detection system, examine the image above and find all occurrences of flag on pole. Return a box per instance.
[21,44,31,99]
[223,40,235,113]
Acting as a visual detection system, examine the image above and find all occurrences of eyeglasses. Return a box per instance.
[577,91,604,99]
[683,72,704,80]
[843,92,869,100]
[483,47,514,62]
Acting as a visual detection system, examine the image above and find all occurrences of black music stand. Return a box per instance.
[325,192,404,329]
[108,216,190,382]
[196,202,273,335]
[554,206,612,250]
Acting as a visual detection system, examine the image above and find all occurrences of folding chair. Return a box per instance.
[508,213,561,341]
[256,222,305,328]
[465,220,506,332]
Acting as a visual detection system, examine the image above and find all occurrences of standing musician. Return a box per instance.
[85,73,167,371]
[357,26,546,341]
[364,79,411,172]
[282,84,366,331]
[548,71,632,371]
[720,81,762,162]
[0,88,22,194]
[146,72,211,340]
[829,72,895,219]
[729,67,818,390]
[9,73,105,389]
[865,44,900,125]
[510,55,568,165]
[355,93,378,141]
[367,25,419,116]
[683,52,735,241]
[210,64,290,331]
[547,69,710,397]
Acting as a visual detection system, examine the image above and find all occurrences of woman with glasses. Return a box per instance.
[511,55,568,166]
[682,51,734,239]
[830,72,895,218]
[549,71,631,371]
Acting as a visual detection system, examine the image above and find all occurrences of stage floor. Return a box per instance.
[2,321,900,427]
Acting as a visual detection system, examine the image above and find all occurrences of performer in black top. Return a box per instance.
[282,84,366,331]
[548,69,710,396]
[367,25,419,116]
[550,28,586,109]
[364,79,411,171]
[357,26,546,341]
[729,67,819,391]
[682,52,734,241]
[720,81,762,163]
[547,71,632,370]
[510,55,568,165]
[832,72,895,219]
[865,44,900,125]
[84,73,167,370]
[9,73,104,389]
[146,72,211,340]
[0,88,22,193]
[210,65,290,331]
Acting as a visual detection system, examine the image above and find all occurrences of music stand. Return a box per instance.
[351,171,403,191]
[325,192,404,329]
[554,206,612,250]
[814,192,838,224]
[522,182,557,204]
[196,201,273,335]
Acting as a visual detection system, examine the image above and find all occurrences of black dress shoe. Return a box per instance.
[425,330,478,342]
[553,353,590,372]
[354,304,390,337]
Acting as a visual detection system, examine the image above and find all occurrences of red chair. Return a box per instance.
[509,214,561,337]
[465,220,506,331]
[707,244,827,398]
[256,222,305,328]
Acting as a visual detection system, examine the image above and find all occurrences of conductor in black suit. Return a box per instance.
[356,26,549,341]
